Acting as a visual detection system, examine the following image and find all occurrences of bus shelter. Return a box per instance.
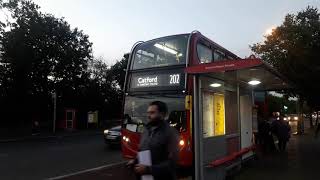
[185,58,289,180]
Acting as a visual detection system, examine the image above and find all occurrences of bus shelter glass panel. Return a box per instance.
[202,91,226,138]
[225,90,238,134]
[214,93,225,135]
[203,91,214,137]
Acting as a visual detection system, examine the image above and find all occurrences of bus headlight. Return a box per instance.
[179,139,185,146]
[123,136,130,142]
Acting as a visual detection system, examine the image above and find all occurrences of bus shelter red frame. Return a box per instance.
[185,58,289,180]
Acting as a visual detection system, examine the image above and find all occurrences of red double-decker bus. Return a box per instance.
[121,31,239,167]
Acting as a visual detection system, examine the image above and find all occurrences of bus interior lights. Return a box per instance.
[154,43,178,55]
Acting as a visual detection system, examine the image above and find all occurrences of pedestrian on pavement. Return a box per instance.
[126,101,179,180]
[315,123,320,138]
[258,119,269,152]
[272,116,291,152]
[264,113,277,153]
[32,120,40,135]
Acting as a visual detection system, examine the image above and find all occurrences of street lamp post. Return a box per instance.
[52,92,57,134]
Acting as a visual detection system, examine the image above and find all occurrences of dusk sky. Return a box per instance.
[33,0,319,65]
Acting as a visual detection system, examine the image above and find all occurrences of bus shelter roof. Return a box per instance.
[185,58,291,91]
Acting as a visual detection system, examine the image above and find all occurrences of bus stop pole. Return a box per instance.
[52,92,57,134]
[193,75,202,180]
[237,83,241,152]
[193,75,204,180]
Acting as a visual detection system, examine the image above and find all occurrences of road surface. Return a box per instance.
[0,135,123,180]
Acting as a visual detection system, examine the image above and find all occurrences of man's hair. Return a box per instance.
[149,101,168,114]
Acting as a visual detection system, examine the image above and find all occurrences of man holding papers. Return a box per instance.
[127,101,179,180]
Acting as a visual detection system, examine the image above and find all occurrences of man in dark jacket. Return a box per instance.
[272,116,291,152]
[127,101,179,180]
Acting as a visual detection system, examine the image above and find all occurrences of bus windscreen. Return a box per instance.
[123,94,186,132]
[132,34,188,70]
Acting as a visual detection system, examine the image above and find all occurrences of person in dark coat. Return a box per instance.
[258,120,275,153]
[265,113,278,152]
[272,116,291,152]
[315,122,320,138]
[127,101,179,180]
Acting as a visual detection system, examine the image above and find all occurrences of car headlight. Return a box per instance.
[284,117,287,121]
[294,117,298,120]
[103,130,109,134]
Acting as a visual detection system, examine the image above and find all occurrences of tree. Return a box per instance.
[251,6,320,117]
[110,53,129,91]
[83,56,125,124]
[0,0,127,133]
[267,94,297,115]
[0,0,93,130]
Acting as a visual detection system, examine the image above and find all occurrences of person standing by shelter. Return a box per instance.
[315,121,320,138]
[258,119,272,152]
[272,116,291,152]
[266,112,278,152]
[126,101,179,180]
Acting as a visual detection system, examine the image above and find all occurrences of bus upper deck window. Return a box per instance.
[132,35,188,69]
[214,50,225,61]
[197,43,213,64]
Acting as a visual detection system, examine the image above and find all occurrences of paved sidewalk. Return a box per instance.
[233,129,320,180]
[45,129,320,180]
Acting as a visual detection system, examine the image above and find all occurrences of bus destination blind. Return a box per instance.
[131,73,182,89]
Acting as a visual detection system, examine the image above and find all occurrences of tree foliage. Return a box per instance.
[110,53,129,90]
[0,0,125,132]
[251,6,320,109]
[267,94,297,115]
[1,0,92,96]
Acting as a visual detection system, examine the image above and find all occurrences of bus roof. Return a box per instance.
[133,31,239,59]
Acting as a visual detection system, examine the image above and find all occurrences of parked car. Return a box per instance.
[103,126,121,146]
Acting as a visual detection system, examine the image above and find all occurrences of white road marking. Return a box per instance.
[46,161,127,180]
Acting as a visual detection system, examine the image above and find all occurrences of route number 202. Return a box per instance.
[169,74,180,84]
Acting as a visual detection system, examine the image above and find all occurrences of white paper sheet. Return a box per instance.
[138,150,154,180]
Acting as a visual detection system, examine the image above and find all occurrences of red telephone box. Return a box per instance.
[58,108,77,130]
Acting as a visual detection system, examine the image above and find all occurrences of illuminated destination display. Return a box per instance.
[136,76,159,87]
[131,73,183,89]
